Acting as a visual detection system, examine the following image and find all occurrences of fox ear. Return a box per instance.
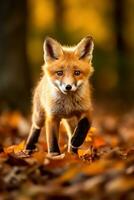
[43,37,63,62]
[75,36,94,61]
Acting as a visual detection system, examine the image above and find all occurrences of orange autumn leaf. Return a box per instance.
[32,151,47,164]
[85,127,96,142]
[85,134,93,142]
[4,145,15,154]
[13,140,25,153]
[4,140,25,154]
[78,148,92,157]
[90,127,97,134]
[93,136,106,148]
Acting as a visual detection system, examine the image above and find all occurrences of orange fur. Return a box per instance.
[25,36,94,155]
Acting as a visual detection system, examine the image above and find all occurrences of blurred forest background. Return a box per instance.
[0,0,134,114]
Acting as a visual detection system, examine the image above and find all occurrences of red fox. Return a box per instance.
[24,36,94,157]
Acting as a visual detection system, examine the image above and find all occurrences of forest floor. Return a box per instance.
[0,104,134,200]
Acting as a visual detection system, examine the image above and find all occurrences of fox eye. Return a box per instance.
[74,70,81,76]
[56,71,63,76]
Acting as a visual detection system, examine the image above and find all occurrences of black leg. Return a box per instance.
[49,128,60,154]
[71,117,91,153]
[47,127,60,155]
[46,118,60,155]
[25,127,41,151]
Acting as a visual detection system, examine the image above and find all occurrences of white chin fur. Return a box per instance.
[54,80,66,94]
[60,89,68,94]
[54,80,83,94]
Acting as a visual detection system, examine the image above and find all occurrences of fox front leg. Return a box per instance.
[45,117,60,156]
[71,114,91,153]
[24,109,45,152]
[62,118,78,152]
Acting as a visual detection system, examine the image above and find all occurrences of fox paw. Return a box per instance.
[47,152,65,160]
[70,145,78,154]
[22,148,38,156]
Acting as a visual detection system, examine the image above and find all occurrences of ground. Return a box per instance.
[0,105,134,200]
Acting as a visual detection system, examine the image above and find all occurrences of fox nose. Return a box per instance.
[65,84,72,91]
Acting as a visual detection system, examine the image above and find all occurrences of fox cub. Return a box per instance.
[25,36,94,156]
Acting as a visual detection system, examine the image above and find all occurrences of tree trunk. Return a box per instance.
[113,0,129,101]
[0,0,31,114]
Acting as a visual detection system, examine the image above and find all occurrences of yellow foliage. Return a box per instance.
[64,0,113,47]
[29,0,54,29]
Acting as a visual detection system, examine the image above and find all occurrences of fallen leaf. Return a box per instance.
[78,148,92,157]
[4,141,25,154]
[85,127,96,142]
[93,135,106,148]
[32,151,47,164]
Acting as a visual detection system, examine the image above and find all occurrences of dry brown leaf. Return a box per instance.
[53,164,81,184]
[106,177,134,192]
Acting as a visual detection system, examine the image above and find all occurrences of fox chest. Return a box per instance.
[46,94,90,118]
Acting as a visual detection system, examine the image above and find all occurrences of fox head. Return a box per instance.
[43,36,94,94]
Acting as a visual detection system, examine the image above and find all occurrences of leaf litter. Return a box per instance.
[0,110,134,200]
